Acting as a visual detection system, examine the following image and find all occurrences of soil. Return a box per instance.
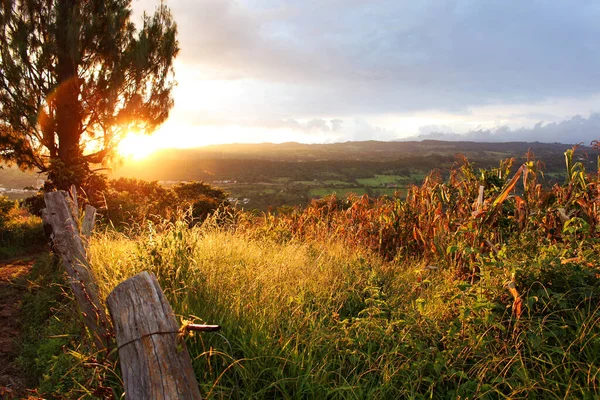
[0,256,42,399]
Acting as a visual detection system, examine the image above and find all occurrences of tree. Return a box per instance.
[172,181,229,221]
[0,0,178,190]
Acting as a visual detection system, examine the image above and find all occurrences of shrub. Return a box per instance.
[0,195,44,258]
[97,178,229,229]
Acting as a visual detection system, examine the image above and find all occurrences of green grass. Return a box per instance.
[309,187,369,197]
[356,174,406,186]
[17,254,122,399]
[271,177,291,183]
[321,180,353,186]
[0,198,45,259]
[371,187,403,196]
[294,180,322,186]
[84,216,600,399]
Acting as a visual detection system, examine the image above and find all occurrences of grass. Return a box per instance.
[84,212,600,399]
[308,187,369,197]
[17,254,122,398]
[89,224,421,397]
[356,174,407,186]
[271,177,291,183]
[370,188,403,196]
[321,180,353,186]
[0,196,45,260]
[293,180,322,186]
[14,149,600,398]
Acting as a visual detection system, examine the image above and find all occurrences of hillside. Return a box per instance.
[110,141,598,210]
[115,140,584,164]
[2,140,598,209]
[2,146,599,398]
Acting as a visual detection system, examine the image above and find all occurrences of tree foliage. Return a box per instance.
[101,178,229,227]
[0,0,178,189]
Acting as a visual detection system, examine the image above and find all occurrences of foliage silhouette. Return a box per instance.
[0,0,178,190]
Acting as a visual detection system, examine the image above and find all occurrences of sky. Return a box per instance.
[124,0,600,152]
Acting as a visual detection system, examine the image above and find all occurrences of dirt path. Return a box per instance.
[0,256,40,399]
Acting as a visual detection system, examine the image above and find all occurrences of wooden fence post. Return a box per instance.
[107,271,202,400]
[44,190,204,397]
[43,191,111,351]
[81,205,97,247]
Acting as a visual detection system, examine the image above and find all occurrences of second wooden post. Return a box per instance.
[107,271,202,399]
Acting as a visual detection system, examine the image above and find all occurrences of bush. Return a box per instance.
[0,195,16,230]
[98,178,229,229]
[0,195,44,259]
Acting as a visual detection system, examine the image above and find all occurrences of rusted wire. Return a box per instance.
[186,324,221,333]
[116,324,222,350]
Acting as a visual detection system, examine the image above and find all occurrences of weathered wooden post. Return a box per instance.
[107,271,202,400]
[81,204,97,240]
[43,191,111,351]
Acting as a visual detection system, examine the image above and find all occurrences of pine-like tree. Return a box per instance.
[0,0,178,189]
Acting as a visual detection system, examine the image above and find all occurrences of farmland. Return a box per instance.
[109,140,596,210]
[3,140,597,210]
[3,144,599,398]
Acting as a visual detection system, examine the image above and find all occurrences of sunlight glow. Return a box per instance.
[117,132,160,160]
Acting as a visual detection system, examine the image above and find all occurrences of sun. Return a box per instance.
[117,132,158,160]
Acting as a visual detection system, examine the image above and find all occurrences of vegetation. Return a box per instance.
[110,141,598,210]
[2,141,598,211]
[1,0,595,397]
[0,195,44,259]
[13,147,599,398]
[101,178,229,227]
[0,0,178,190]
[17,255,119,398]
[19,177,228,231]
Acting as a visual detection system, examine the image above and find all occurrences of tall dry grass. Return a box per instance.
[82,148,600,398]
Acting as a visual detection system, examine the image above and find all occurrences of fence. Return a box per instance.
[42,188,204,399]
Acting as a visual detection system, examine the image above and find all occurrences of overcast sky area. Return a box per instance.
[130,0,600,146]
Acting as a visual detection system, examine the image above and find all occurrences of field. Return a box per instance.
[86,225,598,398]
[111,141,596,210]
[2,144,600,398]
[89,150,600,398]
[2,141,596,209]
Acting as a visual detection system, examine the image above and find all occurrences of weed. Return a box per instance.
[27,147,600,398]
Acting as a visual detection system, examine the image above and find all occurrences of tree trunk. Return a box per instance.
[53,0,85,190]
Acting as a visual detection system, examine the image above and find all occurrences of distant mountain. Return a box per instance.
[403,114,600,144]
[128,140,582,162]
[2,141,597,193]
[110,140,597,182]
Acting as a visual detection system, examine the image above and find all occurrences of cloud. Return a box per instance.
[418,125,455,136]
[170,112,347,136]
[148,0,600,112]
[330,119,343,132]
[131,0,600,143]
[412,113,600,144]
[347,119,397,141]
[306,119,330,132]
